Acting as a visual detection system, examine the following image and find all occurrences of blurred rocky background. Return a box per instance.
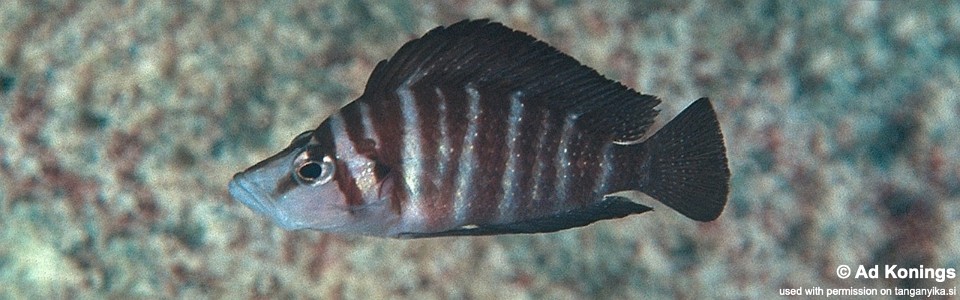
[1,1,958,298]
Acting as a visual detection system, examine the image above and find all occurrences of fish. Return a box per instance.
[228,19,730,238]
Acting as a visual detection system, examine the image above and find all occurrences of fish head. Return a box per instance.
[228,130,357,231]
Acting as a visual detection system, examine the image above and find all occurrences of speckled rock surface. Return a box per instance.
[1,1,958,298]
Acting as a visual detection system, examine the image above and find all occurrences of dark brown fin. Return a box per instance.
[641,98,730,221]
[396,196,651,238]
[361,19,660,142]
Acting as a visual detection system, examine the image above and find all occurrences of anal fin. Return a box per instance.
[396,196,651,238]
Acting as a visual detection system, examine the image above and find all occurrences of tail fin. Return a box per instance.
[642,98,729,221]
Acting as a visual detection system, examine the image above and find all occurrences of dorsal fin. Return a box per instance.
[360,19,660,142]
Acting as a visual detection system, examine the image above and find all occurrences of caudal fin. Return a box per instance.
[643,98,729,221]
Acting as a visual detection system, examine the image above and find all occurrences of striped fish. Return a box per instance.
[228,20,730,238]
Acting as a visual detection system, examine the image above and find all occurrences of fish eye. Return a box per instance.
[295,155,335,185]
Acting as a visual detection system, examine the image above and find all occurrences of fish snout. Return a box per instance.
[228,174,271,216]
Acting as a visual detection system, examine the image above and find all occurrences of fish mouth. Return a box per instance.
[228,174,272,217]
[228,173,309,230]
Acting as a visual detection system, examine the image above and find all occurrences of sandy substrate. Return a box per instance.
[1,1,958,298]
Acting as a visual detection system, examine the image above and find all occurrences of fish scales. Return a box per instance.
[228,19,731,238]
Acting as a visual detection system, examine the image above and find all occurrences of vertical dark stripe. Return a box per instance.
[361,94,403,165]
[314,120,365,208]
[511,105,545,221]
[513,106,562,219]
[435,85,470,221]
[272,175,298,198]
[465,87,511,224]
[532,110,565,215]
[338,103,369,154]
[562,132,605,209]
[411,85,441,177]
[359,93,405,212]
[410,83,446,223]
[335,160,366,208]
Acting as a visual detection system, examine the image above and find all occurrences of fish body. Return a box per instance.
[228,20,730,238]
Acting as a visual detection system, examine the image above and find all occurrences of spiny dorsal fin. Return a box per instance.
[361,19,660,142]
